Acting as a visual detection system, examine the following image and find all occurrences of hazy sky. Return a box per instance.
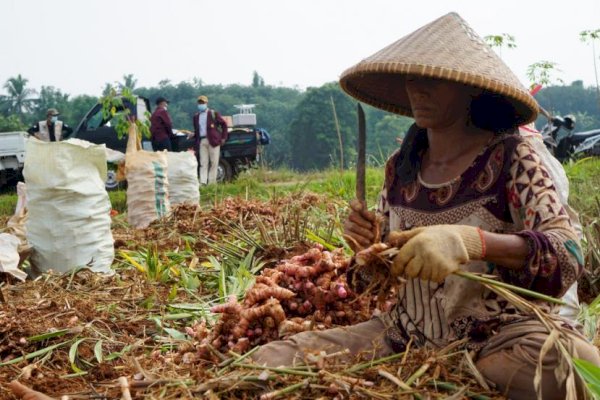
[1,0,599,97]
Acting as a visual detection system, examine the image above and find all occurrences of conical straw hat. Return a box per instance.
[340,12,538,125]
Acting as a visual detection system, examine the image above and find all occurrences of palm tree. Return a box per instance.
[120,74,137,90]
[0,74,37,116]
[102,82,115,96]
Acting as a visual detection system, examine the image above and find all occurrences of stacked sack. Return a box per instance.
[124,124,170,228]
[166,151,199,205]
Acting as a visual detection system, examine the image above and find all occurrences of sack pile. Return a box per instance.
[125,124,171,228]
[166,151,199,205]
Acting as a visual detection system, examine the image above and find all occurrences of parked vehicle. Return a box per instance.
[0,131,27,187]
[65,97,270,189]
[540,115,600,161]
[573,128,600,158]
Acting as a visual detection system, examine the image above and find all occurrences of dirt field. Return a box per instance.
[0,194,594,399]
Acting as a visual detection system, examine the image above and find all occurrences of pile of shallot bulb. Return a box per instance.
[188,245,392,361]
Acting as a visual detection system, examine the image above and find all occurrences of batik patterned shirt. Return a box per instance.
[370,132,583,351]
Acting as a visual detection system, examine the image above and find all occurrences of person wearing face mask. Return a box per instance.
[150,97,175,151]
[192,95,229,184]
[27,108,72,142]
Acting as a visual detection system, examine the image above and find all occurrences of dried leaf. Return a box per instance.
[462,350,490,391]
[535,329,560,400]
[377,369,411,391]
[441,386,468,400]
[94,340,103,364]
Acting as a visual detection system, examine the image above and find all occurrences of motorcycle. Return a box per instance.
[540,114,600,161]
[573,128,600,158]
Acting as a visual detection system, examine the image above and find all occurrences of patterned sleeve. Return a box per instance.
[377,186,391,242]
[501,142,583,297]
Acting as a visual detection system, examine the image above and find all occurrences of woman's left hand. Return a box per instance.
[387,225,484,282]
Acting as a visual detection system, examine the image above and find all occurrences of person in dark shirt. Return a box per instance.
[149,97,174,151]
[27,108,72,142]
[192,95,229,184]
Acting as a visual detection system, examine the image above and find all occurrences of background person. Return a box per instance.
[27,108,72,142]
[191,95,228,184]
[150,96,174,151]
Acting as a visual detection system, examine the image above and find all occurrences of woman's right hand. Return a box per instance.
[344,199,377,252]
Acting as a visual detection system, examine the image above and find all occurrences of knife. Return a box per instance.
[356,103,366,206]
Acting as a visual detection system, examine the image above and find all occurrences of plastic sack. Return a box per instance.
[23,138,114,274]
[105,147,125,163]
[125,124,170,228]
[166,151,199,205]
[0,233,26,281]
[6,182,30,254]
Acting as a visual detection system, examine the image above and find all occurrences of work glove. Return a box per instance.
[343,199,378,252]
[387,225,485,283]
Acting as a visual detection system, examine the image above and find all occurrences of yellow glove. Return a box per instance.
[387,225,485,283]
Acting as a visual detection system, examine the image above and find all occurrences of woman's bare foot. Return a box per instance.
[8,381,57,400]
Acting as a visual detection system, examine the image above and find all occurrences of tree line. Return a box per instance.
[1,73,599,170]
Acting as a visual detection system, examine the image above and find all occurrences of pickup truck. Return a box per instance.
[64,96,269,189]
[0,131,27,187]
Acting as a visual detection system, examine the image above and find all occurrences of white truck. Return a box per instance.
[0,131,27,187]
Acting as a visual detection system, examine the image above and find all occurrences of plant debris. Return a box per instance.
[0,194,548,399]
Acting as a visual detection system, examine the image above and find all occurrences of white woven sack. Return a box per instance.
[166,151,199,205]
[125,126,170,228]
[24,138,114,274]
[0,233,26,281]
[6,182,30,253]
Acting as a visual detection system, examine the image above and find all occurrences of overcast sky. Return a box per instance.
[1,0,599,97]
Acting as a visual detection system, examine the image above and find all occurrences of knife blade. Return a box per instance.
[356,103,366,205]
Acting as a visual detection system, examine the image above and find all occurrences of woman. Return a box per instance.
[252,12,600,399]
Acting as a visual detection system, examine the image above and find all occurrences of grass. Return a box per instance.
[564,158,600,298]
[110,190,127,213]
[199,166,384,209]
[0,188,128,217]
[0,192,17,216]
[0,159,597,218]
[564,157,600,216]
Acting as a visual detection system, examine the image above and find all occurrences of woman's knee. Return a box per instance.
[572,336,600,365]
[476,334,600,400]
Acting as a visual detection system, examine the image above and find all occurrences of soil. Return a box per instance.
[1,193,596,399]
